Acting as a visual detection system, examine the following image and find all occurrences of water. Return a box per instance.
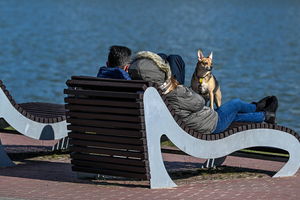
[0,0,299,132]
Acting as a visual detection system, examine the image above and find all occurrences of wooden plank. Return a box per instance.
[72,166,148,180]
[71,160,147,173]
[71,153,147,167]
[21,109,65,116]
[67,118,144,130]
[69,132,145,145]
[218,133,225,139]
[71,76,150,84]
[162,147,289,162]
[19,110,65,118]
[64,97,143,108]
[161,148,187,155]
[246,147,288,155]
[66,80,148,90]
[19,102,65,109]
[70,146,146,159]
[65,104,143,115]
[70,139,145,151]
[64,89,143,99]
[19,105,65,113]
[230,151,288,162]
[66,112,144,123]
[67,125,145,138]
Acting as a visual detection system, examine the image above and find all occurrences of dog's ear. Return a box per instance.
[209,52,213,60]
[198,49,204,61]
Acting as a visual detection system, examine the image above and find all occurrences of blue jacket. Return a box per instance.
[97,66,131,80]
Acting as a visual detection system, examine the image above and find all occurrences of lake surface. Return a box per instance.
[0,0,299,133]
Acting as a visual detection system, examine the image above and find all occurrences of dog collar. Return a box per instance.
[198,72,211,84]
[199,78,204,84]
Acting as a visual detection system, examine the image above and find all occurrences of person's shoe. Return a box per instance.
[264,96,278,113]
[253,96,272,112]
[265,111,276,124]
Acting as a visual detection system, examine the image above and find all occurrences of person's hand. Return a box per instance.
[124,64,130,72]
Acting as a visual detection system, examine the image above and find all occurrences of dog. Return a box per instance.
[191,49,222,109]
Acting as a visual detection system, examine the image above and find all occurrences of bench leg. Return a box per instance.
[146,131,177,189]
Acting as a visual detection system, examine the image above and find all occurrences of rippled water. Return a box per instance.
[0,0,299,132]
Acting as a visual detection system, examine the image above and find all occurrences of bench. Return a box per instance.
[65,76,300,189]
[0,80,68,166]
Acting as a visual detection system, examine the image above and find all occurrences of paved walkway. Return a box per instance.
[0,133,299,200]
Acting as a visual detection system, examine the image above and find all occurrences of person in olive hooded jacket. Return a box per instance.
[128,51,277,134]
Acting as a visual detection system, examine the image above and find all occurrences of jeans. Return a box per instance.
[213,98,265,134]
[158,53,185,85]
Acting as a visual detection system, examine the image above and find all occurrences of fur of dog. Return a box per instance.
[191,49,222,109]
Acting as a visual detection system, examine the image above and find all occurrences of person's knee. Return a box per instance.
[231,98,242,104]
[168,55,183,62]
[167,54,185,73]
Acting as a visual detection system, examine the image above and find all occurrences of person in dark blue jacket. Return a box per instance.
[97,45,132,80]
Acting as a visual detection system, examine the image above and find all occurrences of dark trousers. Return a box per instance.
[158,53,185,85]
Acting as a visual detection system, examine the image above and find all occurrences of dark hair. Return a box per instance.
[107,45,131,67]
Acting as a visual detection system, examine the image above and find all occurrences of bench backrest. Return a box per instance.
[65,76,153,180]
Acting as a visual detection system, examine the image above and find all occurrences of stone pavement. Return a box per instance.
[0,133,300,200]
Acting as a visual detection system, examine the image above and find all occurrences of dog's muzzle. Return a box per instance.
[205,66,213,71]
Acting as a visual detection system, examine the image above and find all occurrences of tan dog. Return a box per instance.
[191,50,222,109]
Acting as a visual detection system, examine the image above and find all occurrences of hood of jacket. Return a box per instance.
[128,51,172,85]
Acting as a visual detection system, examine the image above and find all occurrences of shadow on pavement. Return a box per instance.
[0,156,277,188]
[0,159,150,188]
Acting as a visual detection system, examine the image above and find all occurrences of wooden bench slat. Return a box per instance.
[64,97,143,108]
[70,146,146,159]
[71,76,149,84]
[71,160,147,173]
[19,102,65,108]
[72,166,148,180]
[71,153,147,167]
[246,147,288,155]
[67,118,145,130]
[70,139,145,151]
[67,125,145,138]
[66,112,144,123]
[65,104,143,115]
[66,80,148,90]
[64,89,143,99]
[20,109,65,116]
[230,151,288,162]
[69,132,144,145]
[19,108,65,114]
